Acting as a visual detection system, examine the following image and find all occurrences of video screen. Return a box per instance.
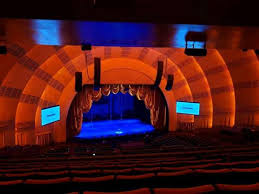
[41,106,60,126]
[176,101,200,115]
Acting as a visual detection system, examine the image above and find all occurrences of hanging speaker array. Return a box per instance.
[153,61,163,88]
[94,57,101,90]
[166,74,174,91]
[75,72,82,92]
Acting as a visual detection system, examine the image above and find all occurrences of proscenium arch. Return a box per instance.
[13,45,191,130]
[30,46,192,137]
[14,45,224,143]
[0,43,238,146]
[52,58,177,142]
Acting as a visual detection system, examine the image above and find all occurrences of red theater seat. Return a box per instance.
[117,173,155,180]
[103,168,132,175]
[216,183,259,192]
[72,175,114,183]
[71,169,101,176]
[232,167,259,173]
[116,173,155,190]
[155,169,195,188]
[134,167,160,173]
[0,179,23,185]
[72,175,115,192]
[153,185,215,194]
[25,177,70,184]
[157,169,193,177]
[195,168,232,174]
[160,166,188,171]
[83,188,151,194]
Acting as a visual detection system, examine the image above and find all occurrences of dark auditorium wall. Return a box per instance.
[0,44,259,146]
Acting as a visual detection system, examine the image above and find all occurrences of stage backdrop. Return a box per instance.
[66,84,168,140]
[83,92,150,123]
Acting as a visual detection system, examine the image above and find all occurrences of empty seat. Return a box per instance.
[194,169,234,185]
[231,167,259,184]
[0,179,23,188]
[41,165,67,171]
[71,169,102,177]
[155,169,195,187]
[84,187,151,194]
[25,177,70,184]
[216,183,259,193]
[72,175,115,192]
[24,177,70,194]
[34,170,69,179]
[4,172,35,180]
[153,185,215,194]
[133,167,160,174]
[103,168,132,175]
[116,173,155,191]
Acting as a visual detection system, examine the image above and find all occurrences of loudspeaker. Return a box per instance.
[0,46,7,55]
[81,43,92,51]
[166,74,174,91]
[184,48,207,56]
[154,61,163,88]
[75,72,82,92]
[94,57,101,89]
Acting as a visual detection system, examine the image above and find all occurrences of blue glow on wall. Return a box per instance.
[172,24,208,48]
[75,21,153,46]
[32,19,61,45]
[41,106,60,126]
[176,101,200,115]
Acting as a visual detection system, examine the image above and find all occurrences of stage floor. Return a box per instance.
[76,119,154,139]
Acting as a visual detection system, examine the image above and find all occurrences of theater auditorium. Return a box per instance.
[1,0,259,193]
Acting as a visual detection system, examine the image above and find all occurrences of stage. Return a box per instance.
[75,119,154,139]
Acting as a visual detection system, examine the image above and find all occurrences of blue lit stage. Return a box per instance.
[76,119,154,139]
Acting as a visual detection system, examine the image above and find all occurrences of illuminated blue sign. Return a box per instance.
[176,101,200,115]
[41,106,60,126]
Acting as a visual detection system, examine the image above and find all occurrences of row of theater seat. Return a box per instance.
[2,156,259,174]
[1,143,259,166]
[1,166,259,193]
[1,159,259,177]
[0,157,223,172]
[1,179,259,193]
[77,184,259,194]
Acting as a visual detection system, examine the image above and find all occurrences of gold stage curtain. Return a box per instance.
[66,85,167,140]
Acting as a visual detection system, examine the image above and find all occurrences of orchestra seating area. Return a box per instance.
[1,131,259,193]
